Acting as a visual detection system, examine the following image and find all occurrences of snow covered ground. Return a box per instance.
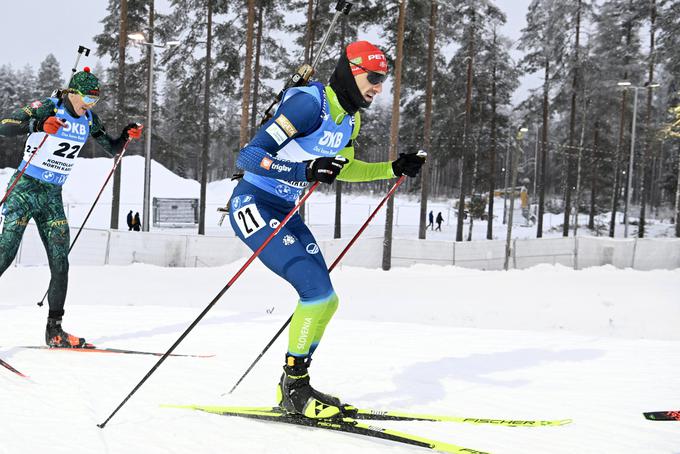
[1,156,675,240]
[1,262,679,454]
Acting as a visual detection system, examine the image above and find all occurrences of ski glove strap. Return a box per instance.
[305,156,348,184]
[392,152,425,177]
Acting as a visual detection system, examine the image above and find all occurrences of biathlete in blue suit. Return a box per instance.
[229,41,425,418]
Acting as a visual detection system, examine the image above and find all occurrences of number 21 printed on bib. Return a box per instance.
[234,204,266,238]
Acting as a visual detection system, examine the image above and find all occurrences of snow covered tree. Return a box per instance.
[638,0,660,237]
[517,0,570,238]
[95,0,150,229]
[36,54,64,97]
[590,0,645,237]
[15,65,37,105]
[0,65,22,168]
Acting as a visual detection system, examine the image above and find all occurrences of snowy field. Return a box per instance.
[1,155,675,240]
[1,262,679,454]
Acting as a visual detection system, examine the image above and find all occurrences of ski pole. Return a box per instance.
[260,0,352,123]
[36,139,132,307]
[97,182,321,429]
[226,175,410,395]
[0,134,49,209]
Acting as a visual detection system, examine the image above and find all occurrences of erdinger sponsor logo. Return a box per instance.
[271,162,292,173]
[297,317,313,350]
[275,114,297,137]
[260,157,273,170]
[306,243,319,255]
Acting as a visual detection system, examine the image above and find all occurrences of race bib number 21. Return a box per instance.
[234,204,265,238]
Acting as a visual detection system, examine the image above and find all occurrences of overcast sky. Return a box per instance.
[1,0,536,105]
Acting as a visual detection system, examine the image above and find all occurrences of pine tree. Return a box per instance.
[159,0,244,185]
[95,0,150,229]
[35,54,64,97]
[382,0,408,271]
[15,64,37,104]
[590,0,645,237]
[657,0,680,237]
[0,65,23,169]
[517,0,570,238]
[418,0,438,240]
[638,0,659,237]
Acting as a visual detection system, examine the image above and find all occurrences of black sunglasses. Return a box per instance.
[350,62,387,85]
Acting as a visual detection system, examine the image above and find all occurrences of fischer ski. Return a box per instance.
[643,411,680,421]
[19,346,213,358]
[165,404,571,427]
[163,404,490,454]
[0,357,28,378]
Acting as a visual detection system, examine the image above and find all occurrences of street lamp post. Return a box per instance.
[617,81,660,238]
[128,33,179,232]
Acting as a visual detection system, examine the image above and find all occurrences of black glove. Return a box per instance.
[392,152,426,177]
[305,156,348,184]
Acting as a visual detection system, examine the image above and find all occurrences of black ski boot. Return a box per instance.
[45,318,91,348]
[276,355,351,419]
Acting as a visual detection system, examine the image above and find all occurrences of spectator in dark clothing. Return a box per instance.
[133,212,141,231]
[426,210,434,230]
[435,212,444,231]
[126,210,133,231]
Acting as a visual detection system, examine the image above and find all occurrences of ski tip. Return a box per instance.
[160,404,196,410]
[643,411,680,421]
[555,419,573,426]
